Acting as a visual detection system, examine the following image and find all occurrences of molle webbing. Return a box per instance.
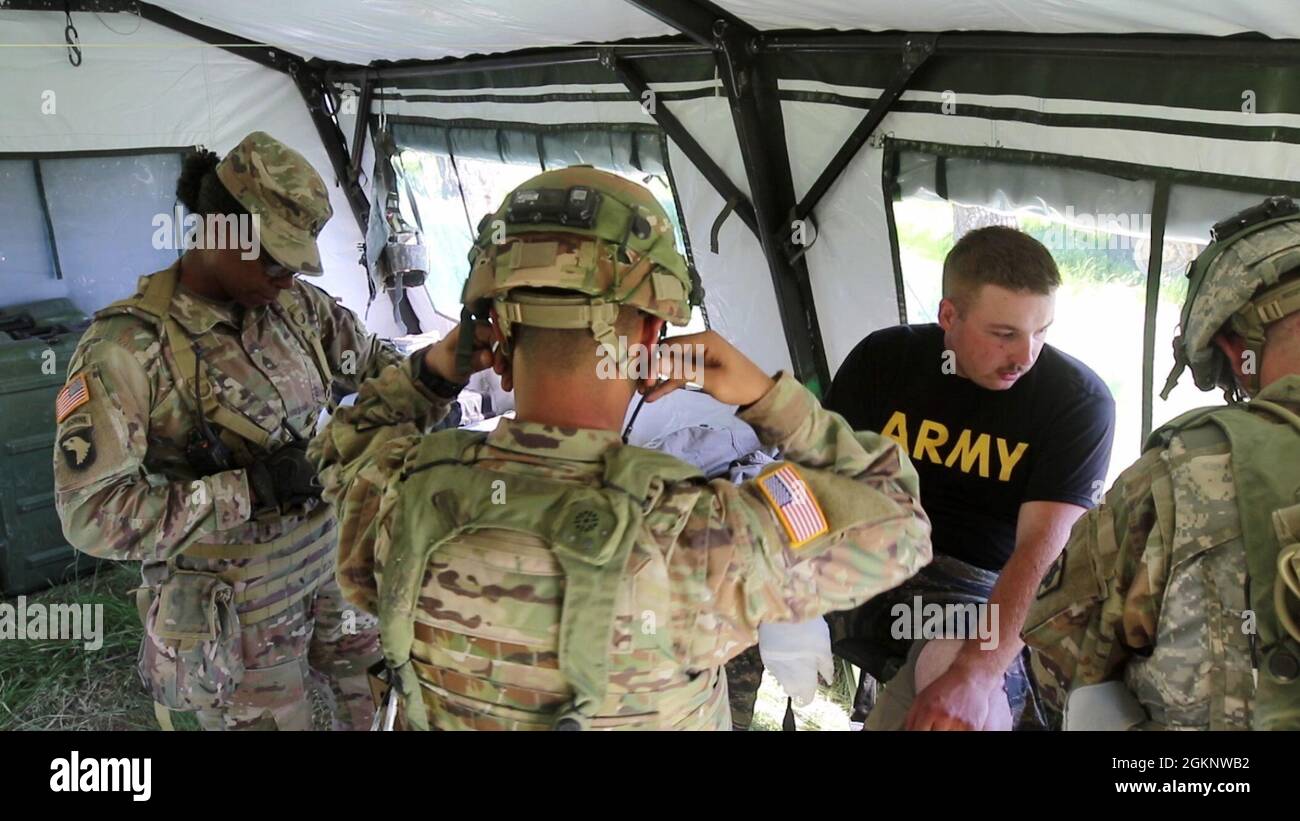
[384,428,701,730]
[182,506,338,626]
[1169,401,1300,729]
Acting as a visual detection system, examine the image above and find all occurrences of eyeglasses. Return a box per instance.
[259,251,297,280]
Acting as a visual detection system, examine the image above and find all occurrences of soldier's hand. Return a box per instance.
[641,330,775,407]
[903,660,1003,731]
[426,322,495,383]
[248,441,323,513]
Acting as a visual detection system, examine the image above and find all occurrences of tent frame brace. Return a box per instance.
[113,2,372,238]
[711,17,829,389]
[16,3,1300,388]
[623,0,832,388]
[1,1,135,11]
[781,34,936,263]
[599,51,759,239]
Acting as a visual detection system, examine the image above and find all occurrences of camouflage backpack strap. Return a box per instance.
[385,434,703,730]
[270,289,333,389]
[1144,404,1225,451]
[382,428,488,730]
[161,317,276,453]
[99,266,277,453]
[1202,401,1300,729]
[546,445,704,730]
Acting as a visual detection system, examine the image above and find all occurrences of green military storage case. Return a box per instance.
[0,298,102,596]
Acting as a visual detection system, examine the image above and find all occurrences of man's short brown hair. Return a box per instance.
[941,226,1061,314]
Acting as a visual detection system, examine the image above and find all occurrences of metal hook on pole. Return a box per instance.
[64,3,82,67]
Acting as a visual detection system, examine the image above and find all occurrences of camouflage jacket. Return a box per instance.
[1024,375,1300,730]
[311,359,932,729]
[53,263,401,566]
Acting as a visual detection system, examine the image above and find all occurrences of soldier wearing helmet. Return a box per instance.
[312,165,933,730]
[1024,196,1300,730]
[53,131,399,731]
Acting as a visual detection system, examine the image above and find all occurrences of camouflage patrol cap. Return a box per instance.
[459,166,699,360]
[216,131,333,275]
[1162,196,1300,399]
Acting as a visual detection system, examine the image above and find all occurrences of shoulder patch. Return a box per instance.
[756,464,829,549]
[55,373,91,423]
[58,422,97,472]
[1037,552,1066,599]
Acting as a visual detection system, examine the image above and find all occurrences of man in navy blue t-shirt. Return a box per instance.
[826,226,1115,730]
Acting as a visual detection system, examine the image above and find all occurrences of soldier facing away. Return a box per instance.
[310,166,933,730]
[1024,196,1300,730]
[53,132,400,730]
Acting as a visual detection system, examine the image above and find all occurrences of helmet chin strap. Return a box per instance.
[621,324,668,445]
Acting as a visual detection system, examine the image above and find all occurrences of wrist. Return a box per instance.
[417,346,467,399]
[736,372,814,443]
[949,643,1005,685]
[736,374,778,410]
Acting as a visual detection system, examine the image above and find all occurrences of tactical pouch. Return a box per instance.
[138,570,245,711]
[1021,512,1117,716]
[1273,502,1300,646]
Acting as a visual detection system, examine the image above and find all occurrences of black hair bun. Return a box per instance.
[176,148,221,213]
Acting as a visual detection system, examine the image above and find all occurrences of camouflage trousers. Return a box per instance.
[725,645,764,731]
[189,574,380,731]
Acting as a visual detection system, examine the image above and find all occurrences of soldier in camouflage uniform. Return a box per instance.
[311,166,932,730]
[1024,196,1300,730]
[53,132,400,730]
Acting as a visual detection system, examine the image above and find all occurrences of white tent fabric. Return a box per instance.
[147,0,678,62]
[6,1,1300,443]
[97,0,1300,64]
[776,81,1300,369]
[0,11,410,337]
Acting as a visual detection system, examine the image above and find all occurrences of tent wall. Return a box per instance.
[9,6,1300,422]
[342,62,795,439]
[0,11,403,335]
[338,33,1300,385]
[770,43,1300,370]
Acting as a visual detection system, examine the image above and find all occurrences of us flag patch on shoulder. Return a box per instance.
[757,464,829,549]
[55,373,90,424]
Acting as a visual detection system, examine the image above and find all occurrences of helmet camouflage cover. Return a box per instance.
[459,165,700,360]
[1162,196,1300,399]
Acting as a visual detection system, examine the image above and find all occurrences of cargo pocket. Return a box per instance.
[138,571,245,711]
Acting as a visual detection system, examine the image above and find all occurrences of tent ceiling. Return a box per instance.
[712,0,1300,39]
[136,0,1300,66]
[145,0,678,63]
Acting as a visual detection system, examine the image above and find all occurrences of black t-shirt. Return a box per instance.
[824,324,1116,572]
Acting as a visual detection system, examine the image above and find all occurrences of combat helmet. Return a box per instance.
[1161,196,1300,400]
[455,166,702,371]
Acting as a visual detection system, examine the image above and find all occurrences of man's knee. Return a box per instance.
[864,639,1012,731]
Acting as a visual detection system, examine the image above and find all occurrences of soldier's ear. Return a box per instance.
[1212,330,1249,384]
[486,308,513,391]
[639,314,666,348]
